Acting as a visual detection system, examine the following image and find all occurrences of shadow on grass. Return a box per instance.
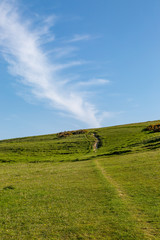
[3,185,15,190]
[0,159,15,163]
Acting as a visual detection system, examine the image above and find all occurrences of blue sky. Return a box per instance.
[0,0,160,139]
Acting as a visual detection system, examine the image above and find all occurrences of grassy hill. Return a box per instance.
[0,120,160,239]
[1,120,160,163]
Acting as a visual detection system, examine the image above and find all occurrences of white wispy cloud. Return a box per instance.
[78,78,111,86]
[0,1,110,128]
[66,34,91,43]
[50,46,77,59]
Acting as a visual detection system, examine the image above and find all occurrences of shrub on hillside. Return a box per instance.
[57,129,88,138]
[144,124,160,132]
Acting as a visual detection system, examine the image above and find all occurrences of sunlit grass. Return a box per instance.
[0,120,160,239]
[0,161,146,239]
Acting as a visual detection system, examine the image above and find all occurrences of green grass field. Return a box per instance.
[0,120,160,239]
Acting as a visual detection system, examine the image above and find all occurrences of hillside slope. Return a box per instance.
[0,120,160,163]
[0,120,160,239]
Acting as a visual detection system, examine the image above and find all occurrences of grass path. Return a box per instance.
[94,159,157,240]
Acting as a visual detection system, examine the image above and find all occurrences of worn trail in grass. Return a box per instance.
[94,159,157,240]
[97,148,160,240]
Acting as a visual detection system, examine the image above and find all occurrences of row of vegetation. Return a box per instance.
[57,129,88,138]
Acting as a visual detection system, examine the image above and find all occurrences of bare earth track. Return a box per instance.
[93,133,99,152]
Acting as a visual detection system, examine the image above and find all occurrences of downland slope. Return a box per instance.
[0,120,160,239]
[1,120,160,163]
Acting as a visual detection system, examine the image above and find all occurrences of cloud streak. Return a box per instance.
[66,34,91,43]
[78,78,110,87]
[0,1,109,128]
